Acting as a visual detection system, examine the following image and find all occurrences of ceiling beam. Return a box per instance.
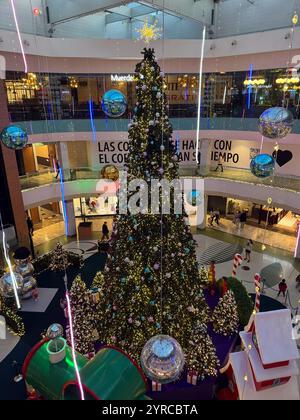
[51,1,133,26]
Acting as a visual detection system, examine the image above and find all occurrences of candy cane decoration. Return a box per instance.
[253,273,261,315]
[245,273,261,332]
[232,254,243,277]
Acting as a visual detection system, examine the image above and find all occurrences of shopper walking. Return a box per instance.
[26,215,34,236]
[101,221,110,241]
[214,155,224,172]
[214,209,221,226]
[244,239,253,263]
[55,159,60,179]
[277,279,287,298]
[234,211,241,228]
[240,211,247,229]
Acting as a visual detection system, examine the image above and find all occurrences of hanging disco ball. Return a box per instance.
[250,154,275,178]
[140,335,185,384]
[0,272,24,299]
[0,125,28,150]
[258,107,293,139]
[101,89,127,118]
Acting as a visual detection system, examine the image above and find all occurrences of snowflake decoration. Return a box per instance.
[137,19,161,44]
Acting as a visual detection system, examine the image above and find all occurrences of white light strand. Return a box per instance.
[10,0,28,74]
[66,291,85,401]
[196,26,206,164]
[0,212,21,309]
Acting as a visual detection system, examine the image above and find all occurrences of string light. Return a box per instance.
[10,0,28,73]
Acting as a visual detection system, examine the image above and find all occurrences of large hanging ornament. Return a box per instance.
[140,335,185,384]
[0,272,24,299]
[14,248,37,299]
[101,90,127,118]
[0,125,28,150]
[186,190,203,207]
[258,107,293,139]
[250,154,275,178]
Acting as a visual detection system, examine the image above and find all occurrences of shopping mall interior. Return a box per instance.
[0,0,300,402]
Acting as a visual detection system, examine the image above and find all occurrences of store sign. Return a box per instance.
[96,139,199,166]
[111,74,135,82]
[211,140,240,164]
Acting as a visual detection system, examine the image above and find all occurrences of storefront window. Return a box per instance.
[4,68,300,122]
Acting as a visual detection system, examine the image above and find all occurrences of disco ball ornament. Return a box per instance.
[101,89,127,118]
[250,154,275,178]
[0,272,24,299]
[141,335,185,384]
[258,107,293,139]
[46,323,64,339]
[0,125,28,150]
[186,190,203,207]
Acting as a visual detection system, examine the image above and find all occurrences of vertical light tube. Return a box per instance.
[0,213,21,309]
[66,292,85,401]
[10,0,28,74]
[196,26,206,164]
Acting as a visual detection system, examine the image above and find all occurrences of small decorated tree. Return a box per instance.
[212,290,239,336]
[49,243,69,271]
[0,294,25,336]
[69,276,95,355]
[199,265,210,289]
[49,243,83,272]
[185,324,220,380]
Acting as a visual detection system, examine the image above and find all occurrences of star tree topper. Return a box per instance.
[137,19,162,44]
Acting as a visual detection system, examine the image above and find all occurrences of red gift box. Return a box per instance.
[152,381,162,392]
[187,370,198,386]
[85,351,95,360]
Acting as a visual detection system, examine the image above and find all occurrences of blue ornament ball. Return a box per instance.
[0,125,28,150]
[258,107,293,139]
[186,190,203,207]
[250,154,275,178]
[101,89,127,118]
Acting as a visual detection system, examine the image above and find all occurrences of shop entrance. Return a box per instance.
[207,196,299,254]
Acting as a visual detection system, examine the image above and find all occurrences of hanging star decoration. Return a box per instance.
[137,19,162,44]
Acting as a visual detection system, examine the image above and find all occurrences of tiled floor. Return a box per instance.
[207,217,297,253]
[33,216,114,248]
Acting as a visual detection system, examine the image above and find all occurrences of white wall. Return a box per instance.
[214,0,299,38]
[22,175,300,214]
[0,0,47,36]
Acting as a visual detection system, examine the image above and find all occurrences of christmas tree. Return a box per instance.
[69,276,95,355]
[199,265,210,289]
[212,290,239,336]
[95,48,218,375]
[49,242,83,272]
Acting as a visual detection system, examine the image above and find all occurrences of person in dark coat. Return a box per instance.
[240,211,247,228]
[27,216,34,236]
[101,221,109,241]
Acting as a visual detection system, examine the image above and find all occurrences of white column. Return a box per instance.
[56,142,70,169]
[63,200,76,237]
[197,194,208,230]
[295,225,300,259]
[198,139,213,174]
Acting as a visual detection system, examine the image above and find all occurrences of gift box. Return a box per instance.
[85,351,95,360]
[187,370,198,386]
[152,381,162,392]
[90,288,101,304]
